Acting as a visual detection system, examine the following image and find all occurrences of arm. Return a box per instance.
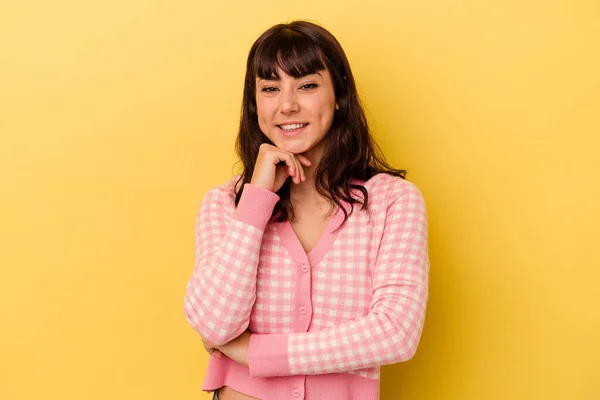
[183,183,279,345]
[247,180,429,377]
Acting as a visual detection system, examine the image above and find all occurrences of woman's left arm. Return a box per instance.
[238,180,430,377]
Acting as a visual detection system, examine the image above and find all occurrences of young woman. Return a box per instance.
[184,20,430,400]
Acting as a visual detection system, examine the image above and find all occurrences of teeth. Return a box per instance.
[280,123,307,131]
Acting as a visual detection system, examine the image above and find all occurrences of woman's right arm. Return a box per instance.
[185,143,311,345]
[183,182,279,345]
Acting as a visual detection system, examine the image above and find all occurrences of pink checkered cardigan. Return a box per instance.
[184,173,429,400]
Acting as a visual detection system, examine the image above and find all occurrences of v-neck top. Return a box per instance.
[184,173,430,400]
[275,201,345,268]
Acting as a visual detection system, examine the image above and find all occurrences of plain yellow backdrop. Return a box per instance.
[1,0,599,399]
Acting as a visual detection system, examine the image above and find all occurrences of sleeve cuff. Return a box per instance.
[234,183,280,229]
[248,333,291,378]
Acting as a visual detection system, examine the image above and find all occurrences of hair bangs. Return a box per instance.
[254,30,326,80]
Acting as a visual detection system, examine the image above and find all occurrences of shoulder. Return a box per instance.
[198,175,242,214]
[361,173,426,209]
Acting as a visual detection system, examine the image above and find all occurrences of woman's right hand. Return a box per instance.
[250,143,312,193]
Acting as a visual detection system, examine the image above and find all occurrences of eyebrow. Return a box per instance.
[257,72,323,82]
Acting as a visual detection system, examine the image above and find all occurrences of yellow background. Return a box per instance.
[1,0,599,399]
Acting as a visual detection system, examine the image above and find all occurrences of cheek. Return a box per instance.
[256,99,274,121]
[314,92,335,115]
[256,103,279,142]
[257,117,270,139]
[255,100,268,130]
[316,100,336,128]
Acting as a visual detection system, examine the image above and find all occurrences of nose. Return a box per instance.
[278,89,299,114]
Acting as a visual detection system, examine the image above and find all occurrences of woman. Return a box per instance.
[184,20,430,400]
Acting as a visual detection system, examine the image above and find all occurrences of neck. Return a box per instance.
[288,159,334,221]
[289,139,327,202]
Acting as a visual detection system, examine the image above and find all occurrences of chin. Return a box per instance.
[274,140,311,155]
[287,144,314,155]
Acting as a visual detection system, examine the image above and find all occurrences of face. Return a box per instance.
[255,67,338,158]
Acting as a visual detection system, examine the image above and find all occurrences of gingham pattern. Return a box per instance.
[252,230,296,333]
[287,177,429,376]
[184,173,429,378]
[184,185,268,344]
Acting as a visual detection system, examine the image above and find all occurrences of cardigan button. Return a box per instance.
[292,388,300,397]
[301,263,309,273]
[299,306,307,315]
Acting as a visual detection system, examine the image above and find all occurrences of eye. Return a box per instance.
[261,86,278,93]
[300,83,318,90]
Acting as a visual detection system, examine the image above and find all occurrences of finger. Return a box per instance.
[294,156,305,183]
[212,350,223,358]
[282,153,298,182]
[299,157,306,182]
[296,153,312,167]
[294,156,304,183]
[289,163,297,182]
[288,156,298,184]
[274,151,296,179]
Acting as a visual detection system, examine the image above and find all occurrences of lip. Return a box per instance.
[277,123,308,136]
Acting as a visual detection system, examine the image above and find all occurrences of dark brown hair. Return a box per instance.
[234,20,406,224]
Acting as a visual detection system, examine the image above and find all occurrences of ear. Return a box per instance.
[335,103,339,110]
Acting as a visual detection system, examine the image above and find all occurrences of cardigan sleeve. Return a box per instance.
[247,180,429,377]
[184,182,279,345]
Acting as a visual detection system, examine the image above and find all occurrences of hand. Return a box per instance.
[213,330,252,367]
[202,338,223,358]
[250,143,312,192]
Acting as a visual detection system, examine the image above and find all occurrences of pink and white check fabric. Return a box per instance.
[184,173,429,400]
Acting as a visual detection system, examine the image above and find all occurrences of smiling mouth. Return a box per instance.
[278,123,309,133]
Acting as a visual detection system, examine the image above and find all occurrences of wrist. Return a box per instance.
[234,183,280,229]
[249,178,274,193]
